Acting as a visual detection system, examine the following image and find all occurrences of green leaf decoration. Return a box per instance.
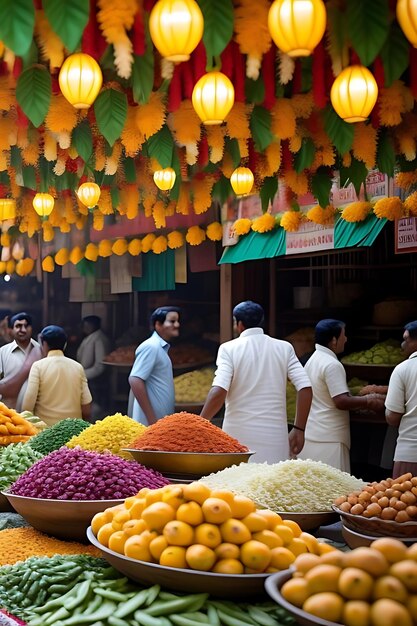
[43,0,89,52]
[347,0,389,66]
[260,177,278,213]
[72,121,93,164]
[94,89,128,147]
[39,157,52,193]
[245,76,265,105]
[212,175,232,204]
[294,138,315,173]
[199,0,234,60]
[10,146,22,170]
[110,187,119,208]
[124,158,137,184]
[21,39,39,70]
[325,4,349,72]
[22,166,36,190]
[0,0,34,56]
[340,157,368,196]
[380,22,409,87]
[250,106,274,152]
[300,57,313,93]
[377,131,396,177]
[132,51,154,105]
[225,138,241,168]
[323,106,354,156]
[311,168,332,207]
[146,126,174,168]
[16,66,51,128]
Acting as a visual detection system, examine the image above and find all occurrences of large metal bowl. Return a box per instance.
[1,491,124,542]
[275,511,339,531]
[332,504,417,538]
[123,449,254,478]
[87,527,269,599]
[0,491,14,512]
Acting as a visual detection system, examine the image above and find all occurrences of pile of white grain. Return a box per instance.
[201,459,366,513]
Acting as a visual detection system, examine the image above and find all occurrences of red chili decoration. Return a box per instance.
[168,65,182,112]
[232,41,245,102]
[312,42,327,109]
[197,135,209,167]
[262,47,276,110]
[132,10,146,55]
[191,42,207,83]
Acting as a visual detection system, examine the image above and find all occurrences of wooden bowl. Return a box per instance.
[0,491,14,512]
[341,522,417,549]
[277,511,338,531]
[332,505,417,538]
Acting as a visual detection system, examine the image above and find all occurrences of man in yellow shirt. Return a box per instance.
[22,325,92,426]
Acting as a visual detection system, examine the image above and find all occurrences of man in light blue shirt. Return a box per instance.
[128,306,180,425]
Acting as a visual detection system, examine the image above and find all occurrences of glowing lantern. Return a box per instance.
[330,65,378,123]
[268,0,326,57]
[33,193,55,219]
[58,53,103,109]
[149,0,204,62]
[397,0,417,47]
[77,182,101,209]
[153,168,176,191]
[230,167,254,197]
[192,72,235,125]
[0,199,16,221]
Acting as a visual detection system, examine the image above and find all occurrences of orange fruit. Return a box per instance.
[149,535,168,561]
[220,519,252,544]
[371,537,408,563]
[214,542,240,560]
[161,485,186,509]
[281,577,310,607]
[159,546,187,569]
[163,520,194,546]
[240,540,272,572]
[124,534,154,561]
[252,530,284,549]
[345,546,389,577]
[202,498,232,524]
[338,567,374,601]
[182,482,211,504]
[141,502,176,531]
[256,509,283,529]
[293,552,321,574]
[194,523,222,548]
[305,564,342,594]
[209,489,235,506]
[273,524,294,546]
[390,559,417,593]
[129,498,147,519]
[281,519,302,537]
[370,598,413,626]
[108,530,128,554]
[122,519,148,537]
[317,542,337,555]
[303,592,344,623]
[319,550,346,568]
[229,495,256,518]
[111,509,131,531]
[407,594,417,621]
[343,600,372,626]
[97,522,116,547]
[241,512,269,532]
[91,511,111,535]
[185,544,217,571]
[176,501,204,526]
[212,558,244,574]
[373,575,408,603]
[145,488,166,505]
[270,546,296,570]
[299,531,320,555]
[123,496,138,510]
[287,538,309,556]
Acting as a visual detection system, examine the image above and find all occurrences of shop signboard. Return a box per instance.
[395,217,417,254]
[286,220,334,254]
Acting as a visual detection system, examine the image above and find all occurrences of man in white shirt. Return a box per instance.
[201,301,312,463]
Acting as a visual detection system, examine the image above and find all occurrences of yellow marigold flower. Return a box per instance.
[283,170,309,196]
[379,81,410,127]
[0,117,13,151]
[55,247,69,266]
[176,183,190,215]
[93,209,104,231]
[45,95,78,133]
[169,100,201,146]
[0,261,5,273]
[152,200,166,229]
[85,243,99,262]
[59,222,71,233]
[98,188,113,215]
[206,125,226,163]
[271,99,296,140]
[112,238,128,256]
[97,0,137,78]
[167,231,184,249]
[186,225,206,246]
[69,246,84,265]
[290,92,314,119]
[35,10,65,69]
[233,218,252,236]
[95,139,106,171]
[251,213,276,233]
[264,142,281,175]
[42,221,54,242]
[128,238,141,255]
[395,171,417,190]
[220,152,235,178]
[237,138,249,158]
[373,197,405,221]
[341,201,373,222]
[307,205,336,225]
[0,77,15,112]
[121,106,144,156]
[352,123,377,169]
[165,201,175,217]
[1,233,10,247]
[192,176,215,214]
[17,127,29,149]
[105,141,122,175]
[0,151,8,171]
[398,132,416,161]
[43,131,57,161]
[41,256,54,273]
[226,102,252,140]
[280,211,302,232]
[404,191,417,217]
[289,134,302,153]
[152,235,168,254]
[143,195,155,218]
[141,233,156,253]
[16,258,34,276]
[98,239,112,257]
[136,92,166,140]
[342,152,351,167]
[206,222,223,241]
[234,0,271,78]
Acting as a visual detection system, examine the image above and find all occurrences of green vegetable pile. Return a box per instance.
[0,513,29,530]
[27,418,90,455]
[0,443,43,491]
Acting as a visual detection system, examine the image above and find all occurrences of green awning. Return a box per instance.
[334,214,387,248]
[219,229,285,264]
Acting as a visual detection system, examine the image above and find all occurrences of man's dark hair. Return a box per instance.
[232,301,264,328]
[83,315,101,331]
[40,325,67,350]
[404,320,417,339]
[315,319,345,346]
[9,312,32,329]
[150,306,180,328]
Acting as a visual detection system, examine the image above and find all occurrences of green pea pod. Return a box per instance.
[65,580,92,611]
[144,584,161,606]
[206,605,220,626]
[44,606,71,625]
[247,605,281,626]
[145,594,209,617]
[93,587,128,602]
[134,611,171,626]
[208,601,257,625]
[57,601,117,625]
[170,616,209,626]
[216,608,257,626]
[108,617,130,626]
[113,588,150,618]
[180,612,210,623]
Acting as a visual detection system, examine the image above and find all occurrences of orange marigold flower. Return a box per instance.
[290,93,314,119]
[136,92,166,141]
[128,239,141,255]
[206,222,223,241]
[167,231,184,249]
[271,99,296,140]
[55,248,69,266]
[307,205,336,225]
[45,95,78,133]
[404,191,417,217]
[373,197,404,220]
[233,218,252,236]
[141,233,156,253]
[69,246,84,265]
[226,103,252,140]
[112,239,128,256]
[98,239,112,257]
[169,100,201,146]
[352,123,377,169]
[192,176,215,215]
[152,235,168,254]
[85,243,99,262]
[396,171,417,190]
[341,201,372,222]
[251,213,276,233]
[282,170,309,196]
[280,211,302,232]
[42,256,54,272]
[186,225,206,246]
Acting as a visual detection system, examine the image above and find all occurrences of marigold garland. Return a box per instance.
[69,246,84,265]
[97,0,137,79]
[192,176,215,215]
[35,9,65,69]
[341,201,372,222]
[45,95,78,133]
[206,222,223,241]
[225,103,252,142]
[141,233,156,253]
[352,123,377,169]
[128,239,142,255]
[378,81,412,127]
[373,197,404,221]
[169,100,201,146]
[167,231,184,249]
[42,256,54,273]
[282,170,309,196]
[271,99,296,140]
[85,243,99,262]
[233,218,252,236]
[306,205,336,225]
[186,225,206,246]
[234,0,272,79]
[395,171,417,190]
[404,191,417,217]
[112,238,128,256]
[136,92,166,141]
[251,213,276,233]
[280,211,303,232]
[152,235,168,254]
[98,239,112,257]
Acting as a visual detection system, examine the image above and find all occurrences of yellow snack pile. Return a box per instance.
[0,527,100,565]
[0,402,38,445]
[66,413,146,459]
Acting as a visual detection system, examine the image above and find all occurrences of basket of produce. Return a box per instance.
[2,447,169,541]
[332,472,417,538]
[340,523,417,549]
[87,482,338,598]
[0,443,43,512]
[341,340,405,383]
[0,403,38,446]
[174,366,215,410]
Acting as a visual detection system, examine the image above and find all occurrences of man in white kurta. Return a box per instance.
[201,301,312,463]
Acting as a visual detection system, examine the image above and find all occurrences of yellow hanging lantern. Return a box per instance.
[397,0,417,47]
[77,182,101,209]
[0,199,16,221]
[33,193,55,218]
[330,65,378,123]
[153,168,176,191]
[268,0,326,57]
[149,0,204,62]
[58,53,103,109]
[230,167,254,197]
[192,71,235,125]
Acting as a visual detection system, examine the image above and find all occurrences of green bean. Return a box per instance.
[44,606,71,625]
[57,600,117,625]
[145,594,208,617]
[93,587,128,601]
[169,616,208,626]
[180,612,210,623]
[49,583,72,594]
[247,605,281,626]
[81,594,102,615]
[208,601,257,624]
[113,588,150,618]
[215,609,257,626]
[144,584,161,606]
[206,605,220,626]
[108,617,130,626]
[157,591,179,601]
[134,611,171,626]
[66,579,92,611]
[28,611,54,626]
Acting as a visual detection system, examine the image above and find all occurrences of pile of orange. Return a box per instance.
[91,483,335,574]
[281,537,417,625]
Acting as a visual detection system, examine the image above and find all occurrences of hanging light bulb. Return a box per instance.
[33,193,55,219]
[330,65,378,123]
[149,0,204,62]
[153,168,176,191]
[397,0,417,47]
[230,167,255,197]
[192,71,235,125]
[58,53,103,109]
[77,182,101,209]
[268,0,326,57]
